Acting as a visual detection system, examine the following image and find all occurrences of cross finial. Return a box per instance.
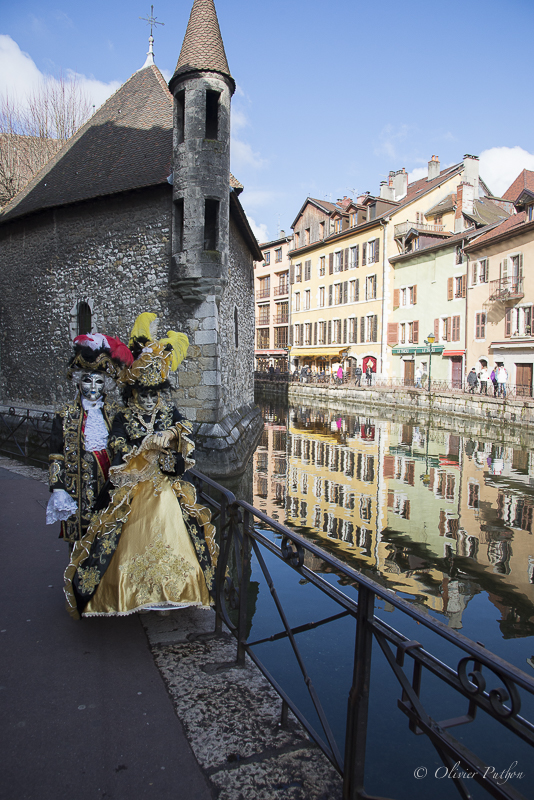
[139,5,164,38]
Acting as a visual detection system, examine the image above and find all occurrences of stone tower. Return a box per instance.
[168,0,235,306]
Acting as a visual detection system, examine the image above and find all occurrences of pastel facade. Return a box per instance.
[254,234,292,371]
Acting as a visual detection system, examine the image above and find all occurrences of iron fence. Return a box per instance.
[190,468,534,800]
[0,406,52,467]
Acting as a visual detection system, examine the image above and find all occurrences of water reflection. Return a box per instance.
[254,400,534,641]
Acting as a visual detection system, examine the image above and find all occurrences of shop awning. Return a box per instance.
[290,348,347,358]
[442,350,465,357]
[255,349,288,355]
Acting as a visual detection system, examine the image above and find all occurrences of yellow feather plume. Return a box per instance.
[129,312,157,346]
[159,331,189,371]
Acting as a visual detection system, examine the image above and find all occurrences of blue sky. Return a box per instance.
[1,0,534,241]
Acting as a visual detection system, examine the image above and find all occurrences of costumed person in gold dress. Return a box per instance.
[64,313,217,619]
[46,333,133,546]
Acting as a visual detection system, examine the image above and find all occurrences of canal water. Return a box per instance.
[242,396,534,799]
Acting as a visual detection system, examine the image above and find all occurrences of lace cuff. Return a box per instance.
[46,489,78,524]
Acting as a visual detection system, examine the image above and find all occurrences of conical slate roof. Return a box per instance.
[170,0,233,90]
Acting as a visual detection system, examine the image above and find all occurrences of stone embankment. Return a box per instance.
[256,381,534,449]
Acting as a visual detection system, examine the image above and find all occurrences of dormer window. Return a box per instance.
[334,218,342,233]
[350,212,357,227]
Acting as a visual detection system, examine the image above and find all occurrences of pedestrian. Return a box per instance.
[478,366,489,395]
[490,366,498,396]
[414,364,423,389]
[268,364,275,381]
[355,364,362,386]
[337,365,343,385]
[467,367,478,394]
[365,364,373,386]
[496,365,508,398]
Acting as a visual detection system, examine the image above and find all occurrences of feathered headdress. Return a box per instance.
[119,313,189,388]
[67,333,134,380]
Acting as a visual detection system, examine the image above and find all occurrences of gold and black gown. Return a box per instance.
[64,401,217,619]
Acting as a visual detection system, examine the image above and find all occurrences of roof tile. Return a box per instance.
[172,0,232,84]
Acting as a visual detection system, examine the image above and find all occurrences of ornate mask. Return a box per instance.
[80,372,106,401]
[136,388,159,412]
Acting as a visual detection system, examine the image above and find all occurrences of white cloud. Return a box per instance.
[0,35,120,113]
[246,215,269,243]
[479,146,534,197]
[374,123,411,159]
[231,107,248,134]
[408,166,427,183]
[239,189,278,210]
[231,138,267,171]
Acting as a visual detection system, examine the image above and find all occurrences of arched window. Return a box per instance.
[234,307,239,348]
[77,302,92,336]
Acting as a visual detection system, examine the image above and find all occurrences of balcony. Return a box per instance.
[256,316,270,327]
[256,289,270,300]
[273,314,289,325]
[394,221,446,238]
[488,276,524,302]
[274,284,289,297]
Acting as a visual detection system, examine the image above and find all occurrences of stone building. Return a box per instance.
[0,0,263,477]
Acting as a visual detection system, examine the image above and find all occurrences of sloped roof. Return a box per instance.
[1,65,174,223]
[425,192,456,217]
[170,0,233,90]
[390,224,498,264]
[463,197,510,227]
[396,162,463,211]
[502,169,534,202]
[291,197,340,229]
[464,210,529,250]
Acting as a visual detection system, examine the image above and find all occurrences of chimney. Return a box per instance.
[393,168,408,200]
[455,182,475,232]
[380,180,395,201]
[463,154,480,199]
[427,155,440,181]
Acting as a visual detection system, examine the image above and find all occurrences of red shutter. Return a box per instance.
[384,457,395,479]
[387,322,399,346]
[412,285,417,304]
[446,317,452,341]
[434,318,440,339]
[393,289,400,309]
[344,248,350,270]
[461,274,467,298]
[447,277,453,301]
[413,320,419,344]
[329,253,334,274]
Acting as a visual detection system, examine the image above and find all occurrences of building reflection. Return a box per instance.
[253,401,534,639]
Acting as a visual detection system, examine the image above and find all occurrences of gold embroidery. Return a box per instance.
[49,460,61,485]
[76,565,101,594]
[118,534,194,605]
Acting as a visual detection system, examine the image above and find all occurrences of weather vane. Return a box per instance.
[139,5,165,37]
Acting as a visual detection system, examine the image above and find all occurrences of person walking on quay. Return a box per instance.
[467,368,478,394]
[497,365,508,398]
[355,364,362,386]
[365,364,373,386]
[478,366,490,395]
[414,364,423,389]
[490,366,498,396]
[268,364,275,381]
[336,365,343,385]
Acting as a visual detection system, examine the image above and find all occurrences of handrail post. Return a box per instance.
[236,506,251,667]
[213,490,228,637]
[343,584,375,800]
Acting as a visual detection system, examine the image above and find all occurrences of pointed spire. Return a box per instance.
[140,35,155,69]
[170,0,234,91]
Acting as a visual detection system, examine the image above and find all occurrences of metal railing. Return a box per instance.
[190,469,534,800]
[255,373,533,400]
[0,406,52,466]
[255,316,270,327]
[274,285,289,297]
[256,289,271,299]
[488,277,524,301]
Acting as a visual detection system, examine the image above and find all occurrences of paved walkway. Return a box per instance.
[0,464,213,800]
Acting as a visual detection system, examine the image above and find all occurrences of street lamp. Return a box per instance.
[424,333,435,393]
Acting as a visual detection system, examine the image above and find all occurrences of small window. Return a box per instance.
[275,248,282,262]
[204,199,219,250]
[77,302,92,336]
[264,251,271,265]
[205,90,220,140]
[475,312,486,339]
[175,91,185,145]
[234,307,239,348]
